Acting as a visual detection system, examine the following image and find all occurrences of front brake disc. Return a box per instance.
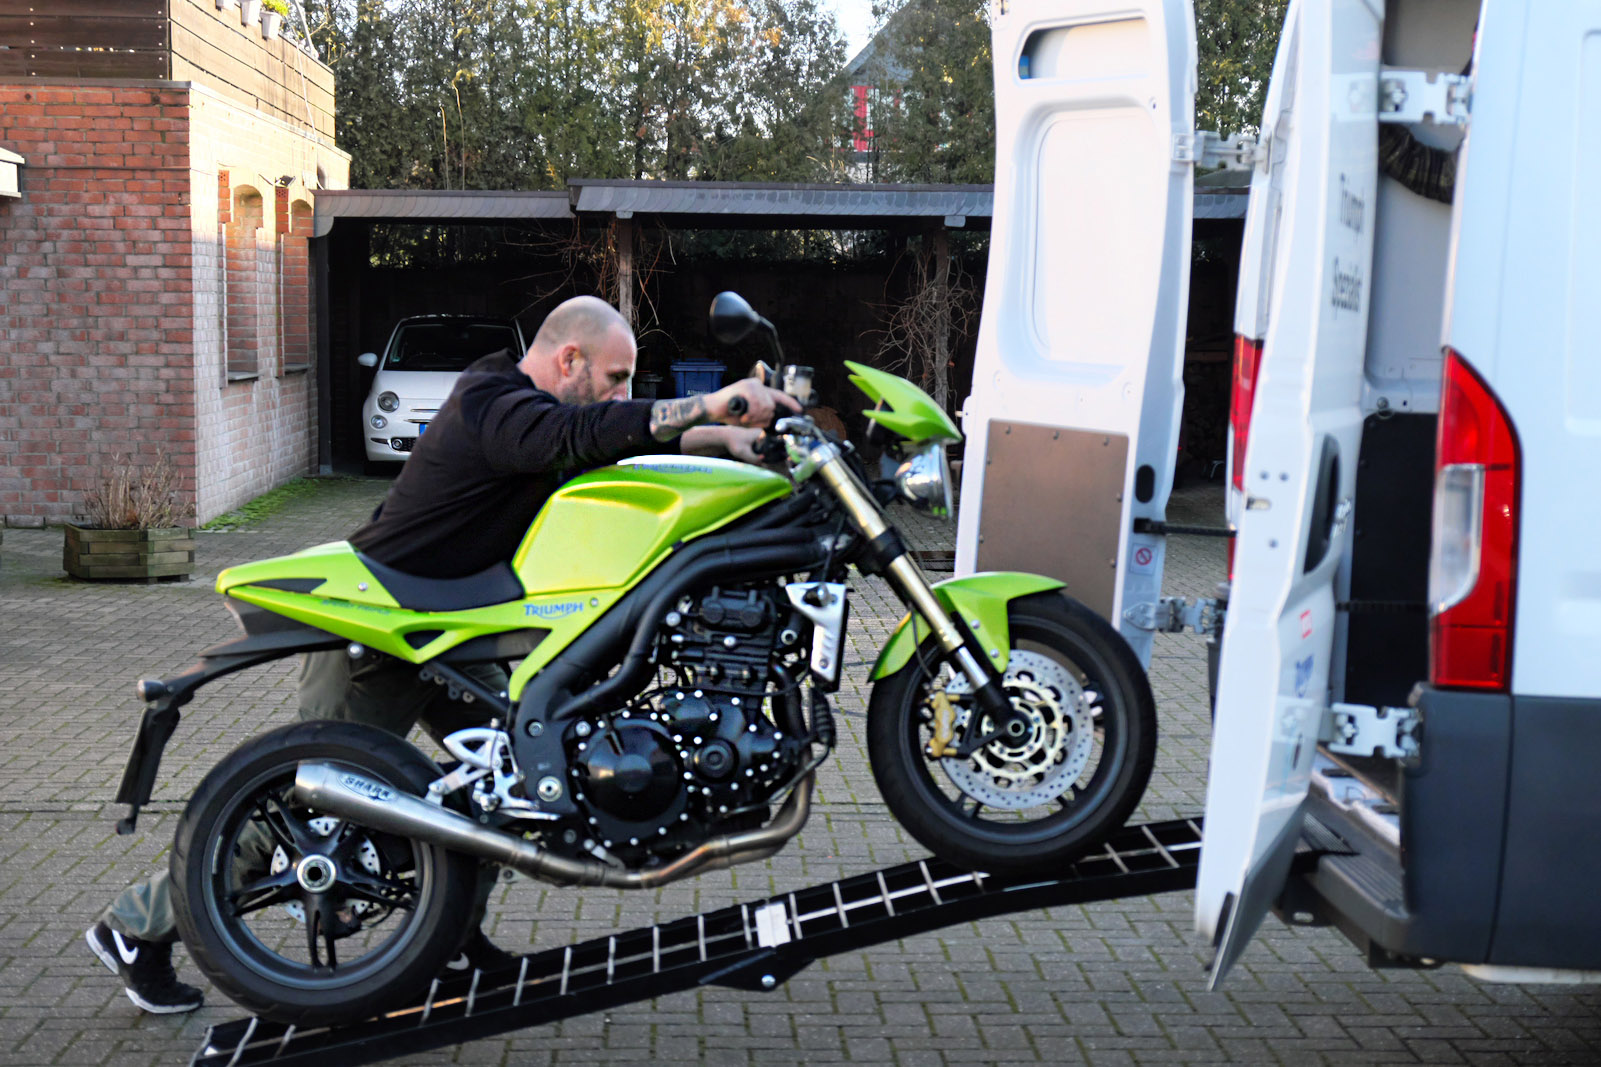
[935,650,1095,811]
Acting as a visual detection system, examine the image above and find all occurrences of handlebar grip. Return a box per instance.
[726,395,749,417]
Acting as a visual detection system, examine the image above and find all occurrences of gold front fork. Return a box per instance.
[813,450,994,692]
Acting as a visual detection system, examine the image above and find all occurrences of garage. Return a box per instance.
[310,180,1243,474]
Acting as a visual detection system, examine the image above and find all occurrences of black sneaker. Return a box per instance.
[445,929,518,975]
[85,922,203,1014]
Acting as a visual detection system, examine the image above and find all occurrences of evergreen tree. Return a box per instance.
[307,0,417,189]
[859,0,995,184]
[1195,0,1290,137]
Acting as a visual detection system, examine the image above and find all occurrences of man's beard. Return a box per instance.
[556,378,599,406]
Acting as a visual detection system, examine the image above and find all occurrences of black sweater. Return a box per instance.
[351,352,675,578]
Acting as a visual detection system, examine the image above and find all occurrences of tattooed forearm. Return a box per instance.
[649,396,706,441]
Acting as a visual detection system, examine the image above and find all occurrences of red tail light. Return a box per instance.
[1429,349,1520,690]
[1230,335,1264,493]
[1227,335,1264,578]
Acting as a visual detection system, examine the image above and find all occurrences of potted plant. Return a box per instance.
[241,0,261,27]
[261,0,287,39]
[64,454,196,582]
[216,0,240,10]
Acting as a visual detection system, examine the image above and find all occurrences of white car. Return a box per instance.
[358,315,527,463]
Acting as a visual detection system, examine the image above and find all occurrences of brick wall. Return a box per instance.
[0,84,196,525]
[186,86,347,522]
[0,80,348,526]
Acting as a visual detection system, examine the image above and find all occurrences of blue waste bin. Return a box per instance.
[670,360,726,397]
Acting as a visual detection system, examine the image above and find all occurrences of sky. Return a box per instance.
[826,0,877,62]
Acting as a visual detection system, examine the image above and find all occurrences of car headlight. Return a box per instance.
[369,414,388,429]
[894,442,953,518]
[377,391,399,413]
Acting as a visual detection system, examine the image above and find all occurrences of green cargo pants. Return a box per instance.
[102,649,507,942]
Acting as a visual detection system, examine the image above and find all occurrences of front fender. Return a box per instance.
[869,572,1066,680]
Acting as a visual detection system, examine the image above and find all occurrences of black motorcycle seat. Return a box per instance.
[356,554,525,612]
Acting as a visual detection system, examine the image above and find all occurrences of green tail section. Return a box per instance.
[214,456,793,702]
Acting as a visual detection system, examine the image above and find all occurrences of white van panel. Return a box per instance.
[958,0,1196,667]
[1443,0,1601,699]
[1032,108,1165,367]
[1225,2,1301,529]
[1196,0,1381,980]
[1360,176,1454,414]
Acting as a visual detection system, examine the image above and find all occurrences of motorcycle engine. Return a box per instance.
[568,584,808,864]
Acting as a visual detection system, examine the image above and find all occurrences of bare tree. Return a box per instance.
[869,232,977,412]
[500,220,672,349]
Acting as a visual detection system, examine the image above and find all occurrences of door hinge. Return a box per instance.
[1175,130,1266,171]
[1378,69,1471,127]
[1123,596,1224,636]
[1321,702,1421,760]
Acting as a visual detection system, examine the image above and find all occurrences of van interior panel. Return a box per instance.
[1342,413,1436,714]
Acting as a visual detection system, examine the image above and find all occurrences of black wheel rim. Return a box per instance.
[897,617,1131,846]
[201,760,434,991]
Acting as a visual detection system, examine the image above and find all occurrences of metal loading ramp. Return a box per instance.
[193,817,1203,1067]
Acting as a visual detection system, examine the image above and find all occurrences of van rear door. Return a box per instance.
[1194,0,1380,984]
[956,0,1195,667]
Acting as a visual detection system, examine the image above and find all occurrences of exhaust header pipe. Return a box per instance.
[293,763,812,889]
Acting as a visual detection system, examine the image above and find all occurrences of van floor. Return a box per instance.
[1327,751,1401,802]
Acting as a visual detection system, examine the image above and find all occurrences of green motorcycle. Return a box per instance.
[115,293,1156,1025]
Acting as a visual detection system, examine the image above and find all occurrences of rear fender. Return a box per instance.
[114,615,345,833]
[869,572,1066,680]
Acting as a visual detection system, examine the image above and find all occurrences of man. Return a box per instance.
[89,295,798,1012]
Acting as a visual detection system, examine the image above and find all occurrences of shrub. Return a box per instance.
[81,453,193,530]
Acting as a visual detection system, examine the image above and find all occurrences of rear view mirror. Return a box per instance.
[709,292,762,345]
[358,352,378,368]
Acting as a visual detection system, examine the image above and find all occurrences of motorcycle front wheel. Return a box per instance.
[867,591,1156,874]
[171,720,479,1025]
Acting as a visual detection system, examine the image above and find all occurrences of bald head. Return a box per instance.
[520,295,637,405]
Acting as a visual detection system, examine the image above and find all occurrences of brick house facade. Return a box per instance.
[0,0,349,526]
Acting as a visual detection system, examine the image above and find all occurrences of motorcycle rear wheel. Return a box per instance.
[171,720,478,1025]
[867,591,1156,874]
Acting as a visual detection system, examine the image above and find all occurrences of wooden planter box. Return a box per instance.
[63,525,196,582]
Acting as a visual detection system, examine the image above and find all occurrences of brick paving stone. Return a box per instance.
[3,476,1601,1065]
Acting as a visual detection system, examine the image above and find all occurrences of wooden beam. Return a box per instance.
[0,50,166,79]
[168,0,335,138]
[0,15,167,49]
[614,217,637,330]
[929,227,951,411]
[0,0,163,17]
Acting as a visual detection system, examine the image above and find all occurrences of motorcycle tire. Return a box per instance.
[867,591,1156,875]
[171,720,479,1025]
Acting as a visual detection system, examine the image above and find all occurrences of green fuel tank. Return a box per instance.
[512,456,793,594]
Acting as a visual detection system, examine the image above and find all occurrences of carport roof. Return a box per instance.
[311,189,571,237]
[312,180,1245,237]
[567,179,995,228]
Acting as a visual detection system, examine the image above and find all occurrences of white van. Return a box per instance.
[959,0,1601,984]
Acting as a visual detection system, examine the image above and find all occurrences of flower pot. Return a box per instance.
[216,0,239,9]
[241,0,261,27]
[64,524,196,582]
[262,10,282,38]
